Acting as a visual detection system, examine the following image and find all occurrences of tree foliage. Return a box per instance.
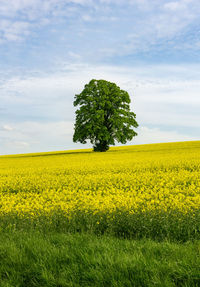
[73,79,138,152]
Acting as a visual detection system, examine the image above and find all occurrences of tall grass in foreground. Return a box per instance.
[0,230,200,287]
[1,208,200,242]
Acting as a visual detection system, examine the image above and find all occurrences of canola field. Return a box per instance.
[0,141,200,240]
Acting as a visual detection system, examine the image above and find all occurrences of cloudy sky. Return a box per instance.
[0,0,199,155]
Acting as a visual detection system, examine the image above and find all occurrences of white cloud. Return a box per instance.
[164,1,185,11]
[68,51,81,59]
[0,120,77,155]
[0,0,199,51]
[101,0,200,55]
[0,0,56,42]
[1,125,14,131]
[14,141,29,147]
[0,20,31,42]
[133,126,198,145]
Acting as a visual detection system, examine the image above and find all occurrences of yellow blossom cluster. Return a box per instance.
[0,141,199,219]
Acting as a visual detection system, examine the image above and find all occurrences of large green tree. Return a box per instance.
[73,79,138,152]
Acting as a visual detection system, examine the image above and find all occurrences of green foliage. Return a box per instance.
[73,79,138,151]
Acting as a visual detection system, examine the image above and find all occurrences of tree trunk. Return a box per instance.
[93,141,109,152]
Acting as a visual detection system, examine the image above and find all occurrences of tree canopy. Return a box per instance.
[73,79,138,152]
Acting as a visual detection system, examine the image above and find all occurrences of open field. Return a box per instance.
[0,141,200,241]
[1,141,200,286]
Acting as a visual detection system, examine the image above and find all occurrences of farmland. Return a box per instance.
[0,141,200,240]
[0,141,200,286]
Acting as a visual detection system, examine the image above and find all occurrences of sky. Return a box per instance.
[0,0,200,155]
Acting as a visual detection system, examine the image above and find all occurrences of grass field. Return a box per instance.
[0,141,200,286]
[1,230,200,287]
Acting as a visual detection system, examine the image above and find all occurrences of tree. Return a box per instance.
[73,79,138,152]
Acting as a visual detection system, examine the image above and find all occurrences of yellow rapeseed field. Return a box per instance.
[0,141,199,221]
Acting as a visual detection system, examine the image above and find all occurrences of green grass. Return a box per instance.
[1,208,200,242]
[0,230,200,287]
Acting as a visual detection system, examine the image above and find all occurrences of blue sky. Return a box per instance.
[0,0,200,154]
